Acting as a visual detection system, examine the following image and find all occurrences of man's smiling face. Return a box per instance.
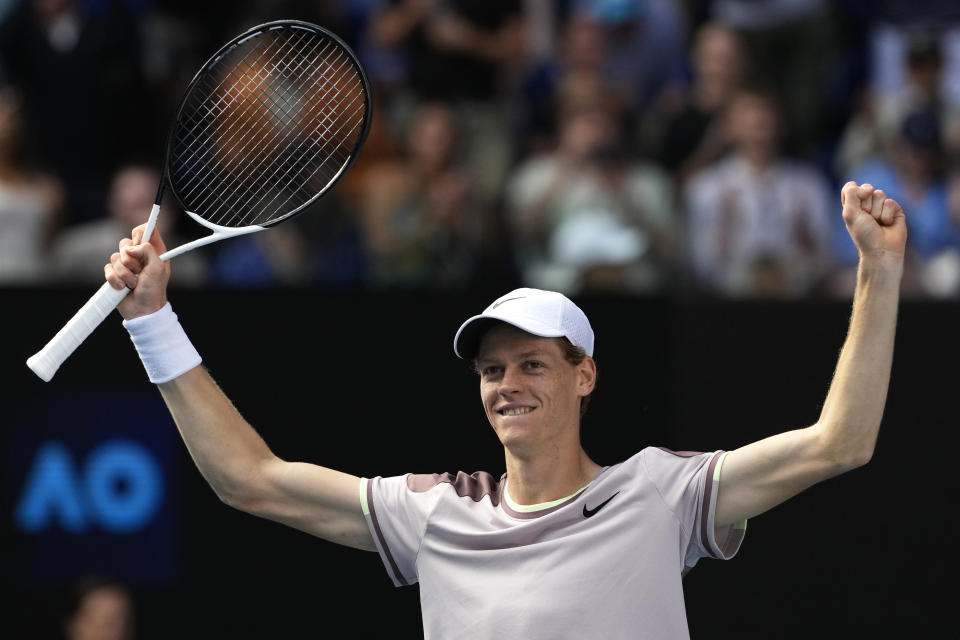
[475,324,594,456]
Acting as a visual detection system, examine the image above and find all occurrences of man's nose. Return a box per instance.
[498,365,523,394]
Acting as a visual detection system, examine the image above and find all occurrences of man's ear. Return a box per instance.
[576,356,597,397]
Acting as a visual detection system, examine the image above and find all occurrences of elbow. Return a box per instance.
[817,423,876,473]
[211,479,253,512]
[215,482,272,517]
[208,462,272,514]
[835,448,873,473]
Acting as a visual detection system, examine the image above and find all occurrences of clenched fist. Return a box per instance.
[840,181,907,262]
[104,223,171,320]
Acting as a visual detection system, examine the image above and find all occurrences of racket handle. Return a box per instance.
[27,281,130,382]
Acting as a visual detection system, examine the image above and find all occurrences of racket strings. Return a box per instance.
[213,41,365,225]
[175,34,333,219]
[171,32,316,215]
[174,30,338,214]
[203,36,340,183]
[174,29,324,177]
[234,42,366,224]
[239,53,367,222]
[172,32,314,186]
[169,25,368,227]
[226,65,364,226]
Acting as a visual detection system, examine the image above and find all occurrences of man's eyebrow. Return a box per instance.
[476,348,553,366]
[477,348,547,364]
[517,349,549,359]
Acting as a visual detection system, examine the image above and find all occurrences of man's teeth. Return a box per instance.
[501,407,533,416]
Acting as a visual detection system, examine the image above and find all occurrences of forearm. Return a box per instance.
[158,366,277,506]
[817,255,903,468]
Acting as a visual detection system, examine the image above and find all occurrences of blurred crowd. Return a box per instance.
[2,0,960,299]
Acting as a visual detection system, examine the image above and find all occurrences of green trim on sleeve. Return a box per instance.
[713,451,729,482]
[359,477,369,516]
[714,452,747,530]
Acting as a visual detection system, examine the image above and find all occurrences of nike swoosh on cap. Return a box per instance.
[491,295,526,309]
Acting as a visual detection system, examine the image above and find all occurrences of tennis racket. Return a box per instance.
[27,19,372,382]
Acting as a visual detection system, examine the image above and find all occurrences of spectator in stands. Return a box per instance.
[831,107,960,298]
[642,21,746,186]
[644,21,749,187]
[505,89,679,295]
[206,195,368,289]
[706,0,834,158]
[835,27,960,180]
[51,163,207,287]
[569,0,688,146]
[0,0,148,227]
[366,0,528,200]
[368,0,527,105]
[517,7,609,157]
[933,169,960,298]
[684,86,834,298]
[356,100,490,289]
[0,85,63,284]
[63,574,135,640]
[865,7,960,119]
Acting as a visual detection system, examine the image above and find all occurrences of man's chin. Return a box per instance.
[493,419,539,448]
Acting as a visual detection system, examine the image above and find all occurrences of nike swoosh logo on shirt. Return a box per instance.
[582,491,620,518]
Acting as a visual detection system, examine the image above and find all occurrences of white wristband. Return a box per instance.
[122,302,202,383]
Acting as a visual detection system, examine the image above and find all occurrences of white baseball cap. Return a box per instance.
[453,288,595,359]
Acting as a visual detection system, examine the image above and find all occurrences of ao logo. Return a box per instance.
[15,439,164,534]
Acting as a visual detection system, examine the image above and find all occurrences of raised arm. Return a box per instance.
[715,182,906,527]
[106,225,375,551]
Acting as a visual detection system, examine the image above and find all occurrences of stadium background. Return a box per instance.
[2,1,957,637]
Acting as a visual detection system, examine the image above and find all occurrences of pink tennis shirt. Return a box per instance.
[361,447,746,639]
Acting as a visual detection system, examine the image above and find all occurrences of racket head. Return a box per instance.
[163,20,372,230]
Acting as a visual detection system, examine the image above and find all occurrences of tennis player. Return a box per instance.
[105,181,905,638]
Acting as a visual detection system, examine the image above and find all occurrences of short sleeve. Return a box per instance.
[641,448,746,569]
[361,475,441,587]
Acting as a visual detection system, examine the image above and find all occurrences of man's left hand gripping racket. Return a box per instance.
[27,20,372,381]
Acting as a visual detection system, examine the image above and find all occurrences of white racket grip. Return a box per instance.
[27,281,129,381]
